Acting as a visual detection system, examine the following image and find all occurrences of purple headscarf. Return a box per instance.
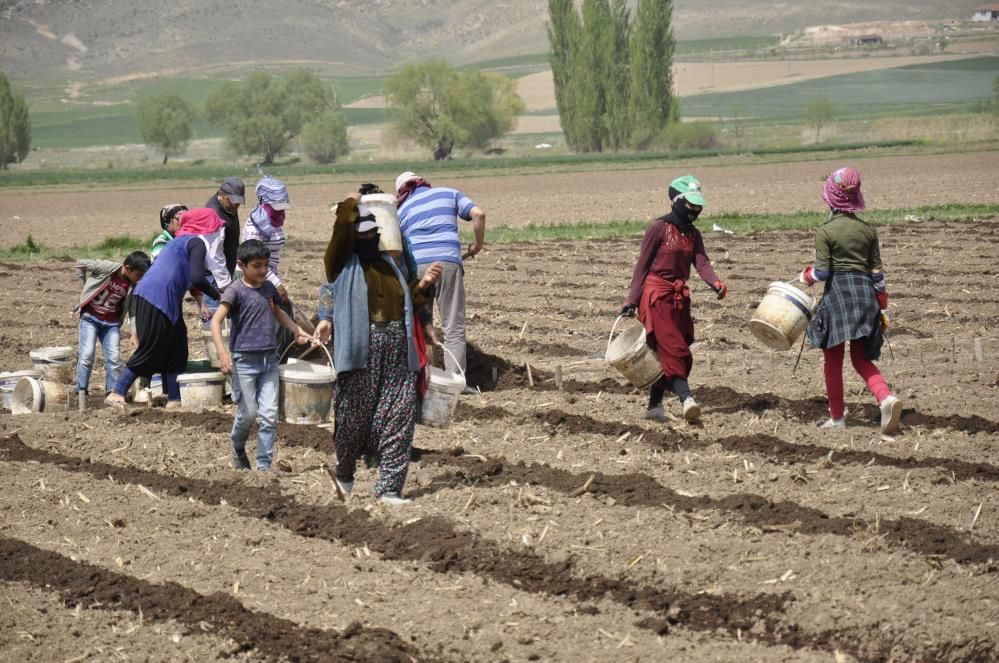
[821,167,866,212]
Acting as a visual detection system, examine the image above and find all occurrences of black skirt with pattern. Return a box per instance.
[806,271,883,360]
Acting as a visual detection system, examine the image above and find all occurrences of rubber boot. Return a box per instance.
[78,390,87,412]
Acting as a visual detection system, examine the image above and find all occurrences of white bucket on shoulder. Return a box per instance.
[359,193,403,256]
[0,370,44,412]
[279,343,336,425]
[748,282,817,351]
[605,315,663,388]
[30,346,74,383]
[177,372,225,409]
[420,345,466,428]
[11,377,70,414]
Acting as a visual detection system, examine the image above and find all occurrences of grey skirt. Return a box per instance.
[806,271,883,360]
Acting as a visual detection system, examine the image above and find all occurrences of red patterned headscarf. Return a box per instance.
[821,167,866,212]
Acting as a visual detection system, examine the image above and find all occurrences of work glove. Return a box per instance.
[711,280,728,300]
[875,290,889,311]
[880,310,891,332]
[799,265,816,286]
[619,304,637,318]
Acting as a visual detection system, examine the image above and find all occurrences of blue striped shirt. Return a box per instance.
[397,186,476,265]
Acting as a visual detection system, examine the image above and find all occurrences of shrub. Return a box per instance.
[655,121,720,151]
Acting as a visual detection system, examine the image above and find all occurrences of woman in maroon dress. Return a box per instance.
[620,175,727,422]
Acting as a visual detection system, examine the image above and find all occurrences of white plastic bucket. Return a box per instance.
[605,316,663,388]
[29,346,74,384]
[177,371,225,409]
[359,193,403,256]
[201,327,230,368]
[278,343,336,425]
[10,377,70,414]
[748,282,817,351]
[420,345,466,428]
[0,370,44,412]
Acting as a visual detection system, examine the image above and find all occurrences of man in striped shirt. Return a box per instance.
[395,172,486,380]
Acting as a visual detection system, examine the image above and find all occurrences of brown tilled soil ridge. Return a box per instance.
[413,448,999,565]
[702,385,999,435]
[717,434,999,484]
[0,433,899,659]
[0,537,417,662]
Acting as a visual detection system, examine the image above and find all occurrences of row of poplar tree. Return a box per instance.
[0,73,31,170]
[548,0,677,152]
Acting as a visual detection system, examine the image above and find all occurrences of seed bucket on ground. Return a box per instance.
[605,315,663,388]
[11,377,70,414]
[177,371,225,409]
[29,346,74,383]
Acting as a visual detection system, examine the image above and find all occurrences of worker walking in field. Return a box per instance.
[395,171,485,389]
[799,166,902,434]
[620,175,728,423]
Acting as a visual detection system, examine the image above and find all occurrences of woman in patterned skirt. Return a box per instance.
[799,166,902,434]
[314,192,441,505]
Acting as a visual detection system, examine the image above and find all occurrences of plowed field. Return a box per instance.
[1,161,998,661]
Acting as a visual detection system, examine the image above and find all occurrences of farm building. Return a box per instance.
[853,34,883,45]
[972,4,999,20]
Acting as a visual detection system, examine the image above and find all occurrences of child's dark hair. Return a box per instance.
[237,239,270,264]
[124,251,151,273]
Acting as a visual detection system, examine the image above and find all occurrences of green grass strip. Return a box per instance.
[0,235,152,263]
[464,203,996,244]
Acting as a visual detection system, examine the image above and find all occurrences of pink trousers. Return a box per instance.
[822,342,891,419]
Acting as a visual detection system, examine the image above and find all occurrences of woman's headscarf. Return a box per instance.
[176,208,224,237]
[175,207,231,289]
[396,172,432,206]
[821,167,866,213]
[251,176,291,230]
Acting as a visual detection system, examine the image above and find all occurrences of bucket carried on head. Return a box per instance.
[278,342,336,424]
[359,193,403,257]
[11,377,70,414]
[29,346,74,384]
[605,315,663,388]
[420,345,466,428]
[748,282,817,351]
[0,370,44,412]
[177,371,225,409]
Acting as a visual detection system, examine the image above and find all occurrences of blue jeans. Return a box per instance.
[76,313,121,394]
[200,275,220,329]
[230,350,279,469]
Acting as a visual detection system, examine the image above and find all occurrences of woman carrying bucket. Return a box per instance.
[313,193,442,506]
[620,175,727,423]
[799,166,902,434]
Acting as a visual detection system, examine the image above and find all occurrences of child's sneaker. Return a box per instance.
[644,403,665,422]
[333,477,353,501]
[819,418,846,429]
[879,395,902,435]
[682,397,701,422]
[379,492,412,506]
[232,448,251,470]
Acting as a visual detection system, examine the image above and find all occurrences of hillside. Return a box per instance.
[0,0,987,81]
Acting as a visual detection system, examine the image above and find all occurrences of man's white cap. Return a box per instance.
[395,171,418,193]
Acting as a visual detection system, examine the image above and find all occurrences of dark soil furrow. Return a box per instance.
[0,537,416,662]
[412,448,999,565]
[0,433,889,659]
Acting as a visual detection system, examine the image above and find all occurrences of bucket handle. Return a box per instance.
[434,343,467,381]
[279,340,335,370]
[606,314,630,358]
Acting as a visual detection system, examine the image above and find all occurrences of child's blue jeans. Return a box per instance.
[76,313,121,394]
[230,350,279,469]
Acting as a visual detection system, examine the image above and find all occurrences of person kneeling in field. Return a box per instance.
[314,194,442,505]
[210,239,312,473]
[799,166,902,434]
[620,175,727,423]
[72,251,151,411]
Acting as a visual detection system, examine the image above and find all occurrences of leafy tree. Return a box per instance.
[604,0,632,151]
[384,61,524,160]
[136,92,194,165]
[574,0,614,153]
[205,70,339,165]
[806,96,836,143]
[300,110,349,164]
[628,0,677,149]
[547,0,582,149]
[0,72,31,169]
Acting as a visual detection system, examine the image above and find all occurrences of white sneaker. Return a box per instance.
[819,418,846,429]
[333,477,353,501]
[644,404,665,422]
[379,492,412,506]
[682,397,701,422]
[879,395,902,435]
